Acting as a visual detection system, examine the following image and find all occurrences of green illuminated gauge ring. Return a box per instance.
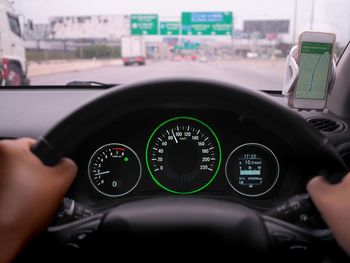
[88,143,142,197]
[225,143,280,197]
[146,116,222,194]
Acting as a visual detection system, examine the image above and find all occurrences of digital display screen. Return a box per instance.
[225,143,279,197]
[238,154,263,188]
[295,41,332,100]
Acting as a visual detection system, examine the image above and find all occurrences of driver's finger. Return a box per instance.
[307,176,333,200]
[0,138,37,155]
[16,137,37,147]
[55,158,77,174]
[341,172,350,185]
[51,158,77,192]
[14,138,36,150]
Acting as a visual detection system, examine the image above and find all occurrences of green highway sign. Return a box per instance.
[130,14,158,35]
[181,12,233,36]
[184,42,200,50]
[160,22,180,35]
[174,42,200,50]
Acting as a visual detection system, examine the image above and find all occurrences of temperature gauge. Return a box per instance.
[88,143,141,197]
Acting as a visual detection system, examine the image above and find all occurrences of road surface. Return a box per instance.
[30,59,285,91]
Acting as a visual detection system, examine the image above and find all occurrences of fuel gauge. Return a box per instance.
[88,143,141,197]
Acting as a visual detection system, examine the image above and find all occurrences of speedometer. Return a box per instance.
[146,117,221,194]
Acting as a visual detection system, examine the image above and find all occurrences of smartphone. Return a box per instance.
[291,31,336,109]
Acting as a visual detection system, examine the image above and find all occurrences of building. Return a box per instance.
[50,14,130,40]
[243,20,290,40]
[24,24,51,40]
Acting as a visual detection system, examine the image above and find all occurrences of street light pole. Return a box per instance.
[231,14,235,59]
[310,0,315,30]
[293,0,298,44]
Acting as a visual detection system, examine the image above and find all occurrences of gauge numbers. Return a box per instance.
[146,117,222,194]
[88,143,141,197]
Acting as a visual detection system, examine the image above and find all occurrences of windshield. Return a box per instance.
[3,0,350,89]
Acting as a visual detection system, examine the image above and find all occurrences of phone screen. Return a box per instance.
[295,41,333,100]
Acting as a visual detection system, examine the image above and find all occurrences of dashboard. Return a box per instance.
[68,108,304,211]
[0,88,348,215]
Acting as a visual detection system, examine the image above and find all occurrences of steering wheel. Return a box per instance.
[32,79,346,259]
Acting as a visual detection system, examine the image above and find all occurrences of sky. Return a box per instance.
[13,0,295,22]
[13,0,350,45]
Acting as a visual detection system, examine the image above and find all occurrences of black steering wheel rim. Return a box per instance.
[33,78,346,254]
[33,78,344,171]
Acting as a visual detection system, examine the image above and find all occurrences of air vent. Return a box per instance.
[307,118,345,133]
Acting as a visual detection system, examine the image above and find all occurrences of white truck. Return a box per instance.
[0,0,30,85]
[121,36,146,66]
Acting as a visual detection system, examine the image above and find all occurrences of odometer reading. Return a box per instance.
[238,154,263,187]
[225,143,279,197]
[146,117,221,194]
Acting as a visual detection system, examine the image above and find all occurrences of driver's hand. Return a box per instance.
[0,138,77,263]
[307,172,350,256]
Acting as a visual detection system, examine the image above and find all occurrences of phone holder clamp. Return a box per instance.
[282,45,337,111]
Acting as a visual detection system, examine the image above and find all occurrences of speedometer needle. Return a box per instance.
[172,129,178,144]
[94,171,110,176]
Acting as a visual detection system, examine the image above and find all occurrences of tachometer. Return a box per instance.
[146,117,221,194]
[88,143,141,197]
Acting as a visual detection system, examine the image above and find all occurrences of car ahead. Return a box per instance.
[198,56,208,63]
[121,36,146,66]
[0,60,4,85]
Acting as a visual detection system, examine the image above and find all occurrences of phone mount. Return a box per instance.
[282,45,337,111]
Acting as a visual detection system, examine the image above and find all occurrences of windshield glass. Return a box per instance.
[3,0,350,89]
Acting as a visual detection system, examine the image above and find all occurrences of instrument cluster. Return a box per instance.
[71,109,296,207]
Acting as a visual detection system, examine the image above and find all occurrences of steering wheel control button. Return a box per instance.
[272,231,295,244]
[225,143,279,197]
[88,143,141,197]
[146,116,222,194]
[266,194,326,228]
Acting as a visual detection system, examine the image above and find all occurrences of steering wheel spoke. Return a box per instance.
[48,213,103,247]
[48,195,338,261]
[263,215,333,249]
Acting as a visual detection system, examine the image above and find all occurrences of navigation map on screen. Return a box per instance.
[295,42,332,100]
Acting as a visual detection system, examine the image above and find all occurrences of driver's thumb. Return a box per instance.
[307,176,332,199]
[53,157,77,193]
